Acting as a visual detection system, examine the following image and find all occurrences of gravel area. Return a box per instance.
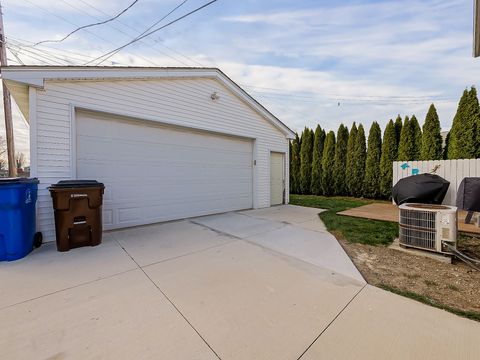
[339,234,480,314]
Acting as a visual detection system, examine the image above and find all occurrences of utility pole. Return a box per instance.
[475,0,480,57]
[0,1,15,177]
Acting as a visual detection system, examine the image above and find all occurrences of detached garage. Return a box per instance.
[3,66,294,241]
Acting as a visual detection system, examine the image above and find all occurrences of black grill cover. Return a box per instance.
[456,177,480,211]
[392,174,450,205]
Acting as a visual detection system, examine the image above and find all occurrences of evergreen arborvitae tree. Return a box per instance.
[469,87,480,158]
[290,133,301,194]
[299,128,314,194]
[321,131,336,196]
[397,116,413,161]
[448,88,479,159]
[310,125,326,195]
[379,120,397,198]
[394,115,403,154]
[351,124,366,197]
[333,124,349,195]
[345,122,358,196]
[364,122,382,198]
[410,115,422,160]
[443,131,450,160]
[420,104,443,160]
[448,89,469,159]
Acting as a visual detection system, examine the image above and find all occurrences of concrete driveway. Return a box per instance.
[1,205,479,359]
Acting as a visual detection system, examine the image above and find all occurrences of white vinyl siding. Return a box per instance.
[33,78,289,241]
[76,110,253,230]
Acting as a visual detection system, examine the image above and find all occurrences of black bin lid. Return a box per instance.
[50,180,104,188]
[0,177,39,185]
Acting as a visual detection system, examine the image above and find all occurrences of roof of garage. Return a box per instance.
[1,66,295,139]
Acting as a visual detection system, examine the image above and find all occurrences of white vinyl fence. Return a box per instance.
[393,159,480,206]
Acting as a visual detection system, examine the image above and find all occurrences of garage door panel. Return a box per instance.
[78,137,251,164]
[77,166,253,190]
[76,111,253,230]
[78,126,252,155]
[115,195,253,227]
[109,185,252,205]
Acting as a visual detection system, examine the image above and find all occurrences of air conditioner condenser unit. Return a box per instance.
[398,203,458,254]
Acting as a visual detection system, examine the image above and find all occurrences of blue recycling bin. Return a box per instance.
[0,178,42,261]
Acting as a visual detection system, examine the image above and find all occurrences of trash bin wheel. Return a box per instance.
[33,232,43,248]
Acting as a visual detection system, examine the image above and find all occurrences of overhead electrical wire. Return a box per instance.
[34,0,140,46]
[6,57,22,65]
[85,0,218,65]
[56,0,191,66]
[90,0,193,65]
[7,43,77,65]
[7,47,54,65]
[6,47,24,65]
[22,0,158,66]
[11,47,68,65]
[8,40,84,65]
[129,0,190,42]
[89,0,200,66]
[8,36,106,63]
[241,84,457,101]
[76,0,204,66]
[247,89,457,105]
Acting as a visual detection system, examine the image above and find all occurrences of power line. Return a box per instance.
[9,45,84,65]
[57,0,191,66]
[7,42,78,65]
[86,0,218,66]
[7,38,92,65]
[22,0,158,66]
[6,47,24,64]
[77,0,204,66]
[91,0,195,66]
[241,84,457,101]
[250,90,457,105]
[6,45,63,65]
[6,57,21,64]
[34,0,140,46]
[132,0,190,41]
[7,36,105,63]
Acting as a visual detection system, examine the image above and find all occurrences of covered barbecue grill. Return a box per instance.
[456,177,480,224]
[392,173,450,205]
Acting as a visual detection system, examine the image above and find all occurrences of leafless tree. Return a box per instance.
[0,136,6,171]
[0,136,6,157]
[15,152,25,170]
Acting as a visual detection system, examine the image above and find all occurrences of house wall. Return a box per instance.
[31,77,289,241]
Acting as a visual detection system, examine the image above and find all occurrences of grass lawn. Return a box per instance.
[289,194,398,246]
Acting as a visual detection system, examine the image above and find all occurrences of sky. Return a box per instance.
[1,0,479,164]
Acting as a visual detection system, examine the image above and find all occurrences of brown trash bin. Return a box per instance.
[49,180,105,252]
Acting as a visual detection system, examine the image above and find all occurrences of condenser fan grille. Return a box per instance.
[399,208,437,251]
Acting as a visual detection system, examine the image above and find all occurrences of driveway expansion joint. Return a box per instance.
[296,283,368,360]
[189,219,244,239]
[0,267,139,312]
[139,240,238,269]
[113,236,222,360]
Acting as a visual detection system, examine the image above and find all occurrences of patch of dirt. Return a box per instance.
[339,236,480,314]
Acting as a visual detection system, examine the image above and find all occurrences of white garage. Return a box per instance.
[3,66,294,241]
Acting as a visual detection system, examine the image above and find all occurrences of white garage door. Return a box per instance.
[76,110,253,230]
